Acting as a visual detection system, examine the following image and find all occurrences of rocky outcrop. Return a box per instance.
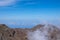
[0,24,29,40]
[0,24,60,40]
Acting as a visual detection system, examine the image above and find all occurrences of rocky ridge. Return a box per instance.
[0,24,60,40]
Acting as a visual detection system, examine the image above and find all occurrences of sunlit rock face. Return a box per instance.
[0,24,60,40]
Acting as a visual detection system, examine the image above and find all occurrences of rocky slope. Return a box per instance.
[0,24,60,40]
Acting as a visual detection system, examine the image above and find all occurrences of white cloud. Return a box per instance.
[27,24,60,40]
[27,29,48,40]
[0,0,17,6]
[0,0,35,6]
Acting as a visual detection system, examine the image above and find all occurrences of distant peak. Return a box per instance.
[0,24,9,31]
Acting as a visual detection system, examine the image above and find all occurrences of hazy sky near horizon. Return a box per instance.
[0,0,60,28]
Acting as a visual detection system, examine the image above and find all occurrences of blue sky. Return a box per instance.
[0,0,60,28]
